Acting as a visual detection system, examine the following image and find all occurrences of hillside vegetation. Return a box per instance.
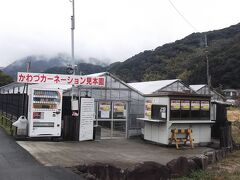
[0,71,13,87]
[109,23,240,89]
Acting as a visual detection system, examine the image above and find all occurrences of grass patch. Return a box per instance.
[0,115,16,135]
[227,107,240,121]
[177,170,215,180]
[232,125,240,144]
[178,121,240,180]
[178,161,240,180]
[205,123,240,180]
[178,169,240,180]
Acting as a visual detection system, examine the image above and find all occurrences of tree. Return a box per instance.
[0,71,13,87]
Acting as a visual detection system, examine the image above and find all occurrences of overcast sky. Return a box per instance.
[0,0,240,67]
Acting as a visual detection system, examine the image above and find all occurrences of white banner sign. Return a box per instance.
[17,72,105,87]
[79,98,95,141]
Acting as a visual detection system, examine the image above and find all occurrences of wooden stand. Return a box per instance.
[169,128,194,149]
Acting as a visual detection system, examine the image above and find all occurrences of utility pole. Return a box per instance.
[70,0,75,74]
[22,60,31,115]
[25,60,31,95]
[69,0,78,117]
[205,34,211,94]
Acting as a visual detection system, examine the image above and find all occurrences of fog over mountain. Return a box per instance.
[3,54,108,79]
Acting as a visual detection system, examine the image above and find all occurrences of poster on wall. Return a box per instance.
[144,100,152,119]
[201,101,210,111]
[171,100,180,110]
[99,101,111,118]
[113,102,126,119]
[114,102,124,112]
[71,99,79,117]
[160,107,167,119]
[79,98,95,141]
[181,100,190,110]
[191,101,200,110]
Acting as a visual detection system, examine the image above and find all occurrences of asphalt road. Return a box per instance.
[0,128,84,180]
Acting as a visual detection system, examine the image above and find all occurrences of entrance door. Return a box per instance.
[96,101,127,139]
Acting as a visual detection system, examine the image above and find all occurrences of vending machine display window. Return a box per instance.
[32,90,60,110]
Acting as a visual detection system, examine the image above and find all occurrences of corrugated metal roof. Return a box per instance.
[145,91,211,98]
[189,84,206,92]
[85,72,107,77]
[128,79,179,94]
[0,82,72,94]
[30,83,72,90]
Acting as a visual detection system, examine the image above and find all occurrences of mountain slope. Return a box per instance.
[109,23,240,89]
[44,63,106,75]
[3,55,68,79]
[3,55,107,79]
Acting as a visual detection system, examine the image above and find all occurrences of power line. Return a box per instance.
[168,0,198,32]
[168,0,211,90]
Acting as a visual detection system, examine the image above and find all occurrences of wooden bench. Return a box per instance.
[169,128,194,149]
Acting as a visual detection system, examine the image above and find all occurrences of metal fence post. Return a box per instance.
[5,94,9,117]
[17,94,20,119]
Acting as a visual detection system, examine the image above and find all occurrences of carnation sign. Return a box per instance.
[17,72,105,87]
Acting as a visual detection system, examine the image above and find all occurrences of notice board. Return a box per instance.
[79,98,95,141]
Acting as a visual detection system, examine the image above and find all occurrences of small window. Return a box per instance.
[151,105,167,121]
[225,92,230,96]
[180,100,190,119]
[191,101,200,119]
[201,101,210,119]
[170,100,180,119]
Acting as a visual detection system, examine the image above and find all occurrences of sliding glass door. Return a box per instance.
[96,101,127,139]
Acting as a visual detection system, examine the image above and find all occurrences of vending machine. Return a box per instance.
[28,87,63,137]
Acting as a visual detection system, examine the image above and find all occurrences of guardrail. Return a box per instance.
[0,115,17,136]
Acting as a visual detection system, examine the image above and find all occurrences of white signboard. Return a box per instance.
[79,98,95,141]
[17,72,105,87]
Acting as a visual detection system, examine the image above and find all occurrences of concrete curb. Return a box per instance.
[74,147,239,180]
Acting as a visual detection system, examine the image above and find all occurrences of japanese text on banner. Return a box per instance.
[17,72,105,87]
